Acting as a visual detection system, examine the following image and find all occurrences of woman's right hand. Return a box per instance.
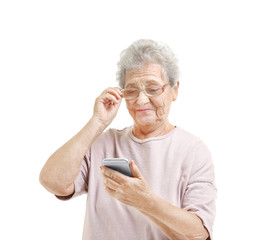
[92,87,123,127]
[40,87,123,197]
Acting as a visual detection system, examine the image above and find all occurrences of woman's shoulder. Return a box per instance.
[105,126,132,136]
[173,127,210,151]
[90,127,132,152]
[174,127,201,142]
[95,126,131,142]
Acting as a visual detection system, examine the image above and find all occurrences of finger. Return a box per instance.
[99,94,120,105]
[101,173,120,191]
[130,160,142,178]
[104,88,123,100]
[111,87,124,98]
[101,166,128,184]
[105,185,116,195]
[98,88,120,103]
[98,95,121,107]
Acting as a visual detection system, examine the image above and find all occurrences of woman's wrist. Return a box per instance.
[137,191,160,214]
[81,117,107,145]
[90,115,111,131]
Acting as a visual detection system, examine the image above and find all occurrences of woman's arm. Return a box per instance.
[40,87,123,196]
[139,195,209,240]
[101,161,209,240]
[39,117,105,196]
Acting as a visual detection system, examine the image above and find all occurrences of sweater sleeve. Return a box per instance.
[182,141,217,239]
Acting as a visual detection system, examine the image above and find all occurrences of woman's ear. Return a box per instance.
[172,81,179,101]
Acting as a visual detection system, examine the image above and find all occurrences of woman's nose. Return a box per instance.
[136,91,150,104]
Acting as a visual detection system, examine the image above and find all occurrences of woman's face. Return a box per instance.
[124,63,178,130]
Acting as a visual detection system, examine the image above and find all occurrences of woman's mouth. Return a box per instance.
[136,109,153,113]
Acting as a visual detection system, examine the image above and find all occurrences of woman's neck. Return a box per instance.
[132,121,175,139]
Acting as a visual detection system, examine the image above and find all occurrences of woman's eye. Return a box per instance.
[147,87,160,93]
[151,88,159,92]
[126,89,137,94]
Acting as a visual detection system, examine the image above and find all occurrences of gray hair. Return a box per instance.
[116,39,179,88]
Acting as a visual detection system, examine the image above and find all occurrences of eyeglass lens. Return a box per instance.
[122,85,165,99]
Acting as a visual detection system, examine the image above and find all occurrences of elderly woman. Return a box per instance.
[40,39,216,240]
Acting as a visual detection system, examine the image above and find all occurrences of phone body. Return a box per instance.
[103,158,133,177]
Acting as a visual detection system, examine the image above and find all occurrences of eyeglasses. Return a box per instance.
[121,84,168,100]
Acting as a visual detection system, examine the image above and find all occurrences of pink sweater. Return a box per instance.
[68,126,216,239]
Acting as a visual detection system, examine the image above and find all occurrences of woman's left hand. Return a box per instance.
[100,160,153,211]
[101,160,210,240]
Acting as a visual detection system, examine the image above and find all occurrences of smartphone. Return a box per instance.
[103,158,133,177]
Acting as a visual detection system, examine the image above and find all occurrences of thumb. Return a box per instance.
[130,160,142,178]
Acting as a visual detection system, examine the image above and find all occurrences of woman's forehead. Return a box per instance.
[124,64,166,87]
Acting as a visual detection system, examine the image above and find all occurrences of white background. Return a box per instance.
[0,1,277,239]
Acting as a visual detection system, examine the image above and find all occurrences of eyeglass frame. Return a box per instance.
[121,83,169,100]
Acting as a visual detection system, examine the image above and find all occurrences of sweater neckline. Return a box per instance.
[128,126,178,144]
